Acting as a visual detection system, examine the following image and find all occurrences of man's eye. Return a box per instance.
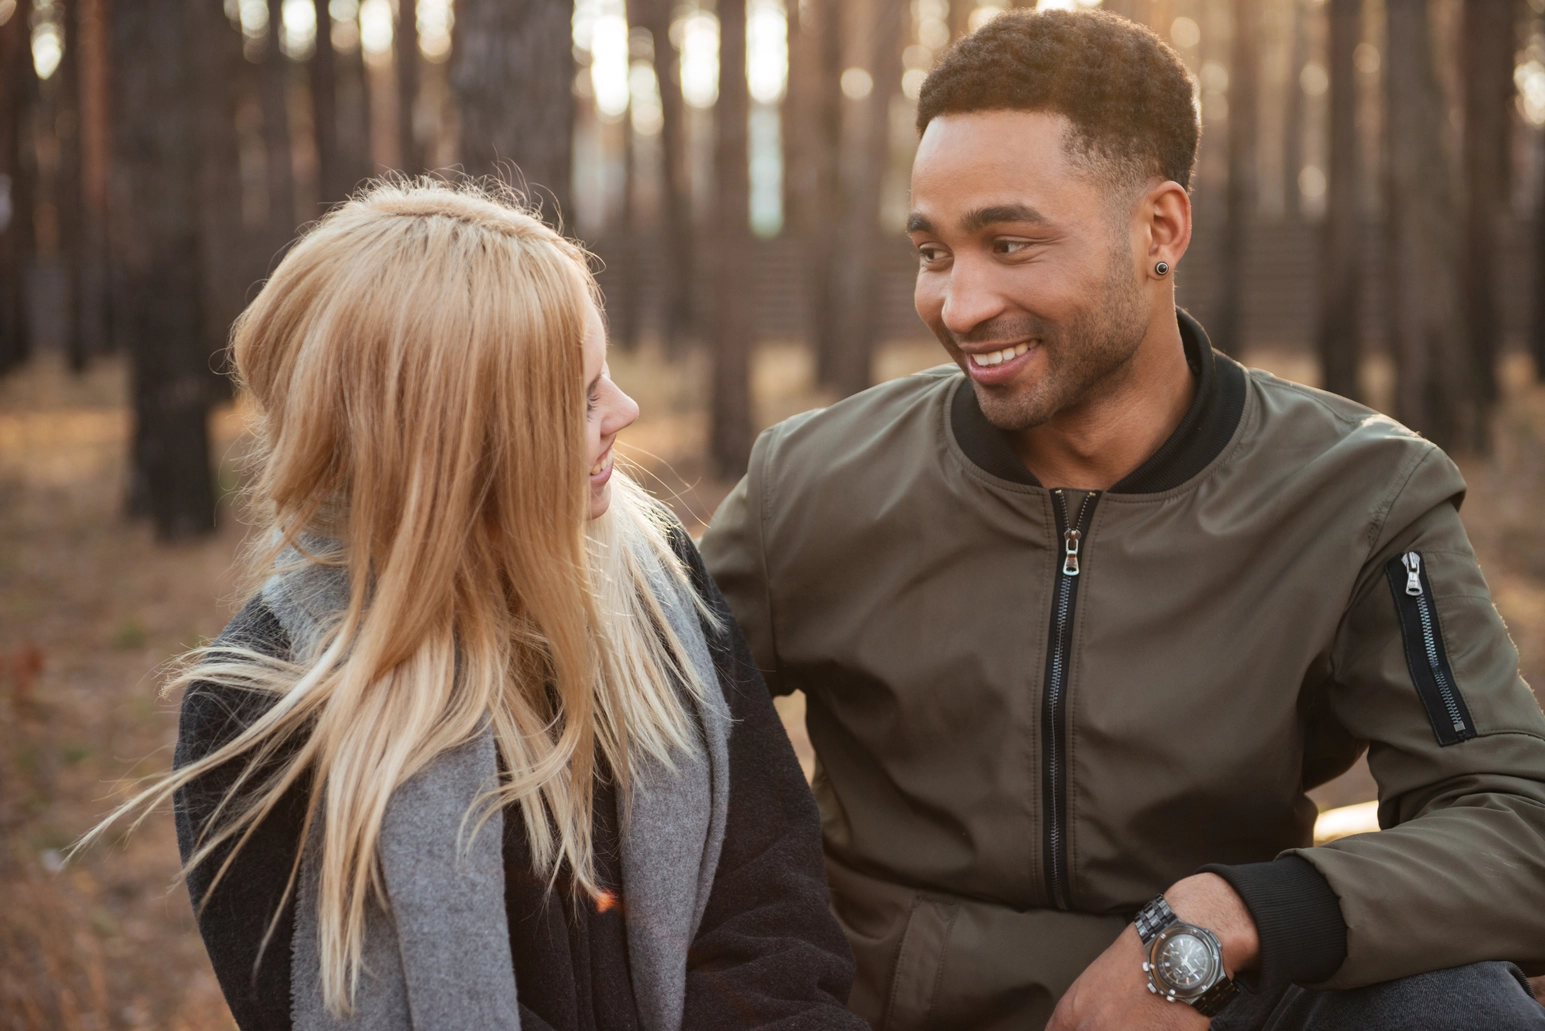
[917,246,944,265]
[995,239,1033,255]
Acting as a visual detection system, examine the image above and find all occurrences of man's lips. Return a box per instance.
[962,341,1036,385]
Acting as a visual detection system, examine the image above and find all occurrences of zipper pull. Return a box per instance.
[1063,528,1082,576]
[1403,552,1422,596]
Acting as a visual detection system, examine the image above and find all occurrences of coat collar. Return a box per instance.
[948,308,1247,494]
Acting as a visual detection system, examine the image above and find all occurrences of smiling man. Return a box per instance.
[700,10,1545,1031]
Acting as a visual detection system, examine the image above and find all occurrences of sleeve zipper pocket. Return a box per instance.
[1384,550,1477,746]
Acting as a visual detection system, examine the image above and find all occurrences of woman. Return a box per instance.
[83,180,863,1031]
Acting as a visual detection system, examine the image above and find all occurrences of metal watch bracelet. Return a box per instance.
[1135,894,1239,1018]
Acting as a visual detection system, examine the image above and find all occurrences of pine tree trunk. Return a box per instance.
[1536,112,1545,377]
[1317,0,1362,400]
[616,94,640,350]
[633,0,693,346]
[1460,0,1513,425]
[396,0,420,173]
[1218,0,1259,356]
[57,0,87,370]
[710,0,753,478]
[949,0,973,40]
[113,0,217,538]
[832,0,905,397]
[335,20,374,191]
[195,0,248,389]
[451,0,574,227]
[77,0,114,360]
[1104,0,1144,22]
[0,0,37,377]
[802,0,843,386]
[261,0,295,249]
[311,0,341,200]
[1284,0,1307,219]
[1385,0,1474,449]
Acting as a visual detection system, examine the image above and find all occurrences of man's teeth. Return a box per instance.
[970,343,1030,368]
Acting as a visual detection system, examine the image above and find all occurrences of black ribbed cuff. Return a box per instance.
[1198,855,1347,990]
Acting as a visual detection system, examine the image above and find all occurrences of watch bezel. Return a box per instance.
[1142,923,1226,1004]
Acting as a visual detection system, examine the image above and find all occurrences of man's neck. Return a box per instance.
[1011,310,1196,491]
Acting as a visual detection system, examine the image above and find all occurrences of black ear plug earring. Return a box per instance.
[1155,261,1170,276]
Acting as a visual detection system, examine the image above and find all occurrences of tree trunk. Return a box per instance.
[634,0,693,347]
[801,0,843,386]
[57,0,87,370]
[1284,0,1307,219]
[451,0,574,228]
[1218,0,1258,356]
[1385,0,1474,449]
[1104,0,1145,23]
[77,0,114,360]
[1316,0,1361,400]
[195,0,249,386]
[261,0,295,249]
[311,0,341,200]
[784,0,815,262]
[112,0,217,538]
[616,99,640,350]
[335,16,374,191]
[1536,113,1545,376]
[950,0,974,39]
[710,0,754,478]
[396,0,420,173]
[832,0,905,397]
[0,0,37,377]
[1460,0,1513,426]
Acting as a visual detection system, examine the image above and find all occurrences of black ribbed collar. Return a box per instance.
[949,309,1247,495]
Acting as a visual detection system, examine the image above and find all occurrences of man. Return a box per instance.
[700,10,1545,1031]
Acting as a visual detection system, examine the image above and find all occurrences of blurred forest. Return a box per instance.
[5,0,1545,1026]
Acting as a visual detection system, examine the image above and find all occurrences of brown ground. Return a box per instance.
[2,343,1543,1028]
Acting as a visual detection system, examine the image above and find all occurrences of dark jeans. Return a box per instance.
[1211,962,1545,1031]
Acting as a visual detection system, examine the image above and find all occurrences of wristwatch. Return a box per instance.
[1135,895,1239,1018]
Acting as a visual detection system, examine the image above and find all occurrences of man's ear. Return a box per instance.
[1141,180,1192,272]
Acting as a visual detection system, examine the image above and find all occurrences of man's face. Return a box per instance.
[909,111,1151,431]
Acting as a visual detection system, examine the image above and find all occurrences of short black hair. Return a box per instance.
[916,9,1199,191]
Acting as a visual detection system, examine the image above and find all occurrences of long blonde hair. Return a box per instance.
[78,179,712,1015]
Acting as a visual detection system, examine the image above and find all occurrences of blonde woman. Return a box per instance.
[87,181,865,1031]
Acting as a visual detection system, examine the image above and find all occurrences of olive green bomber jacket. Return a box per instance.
[699,312,1545,1030]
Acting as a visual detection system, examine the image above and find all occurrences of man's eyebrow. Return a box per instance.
[960,203,1050,234]
[905,211,935,234]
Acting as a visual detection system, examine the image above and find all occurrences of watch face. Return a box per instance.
[1155,931,1218,992]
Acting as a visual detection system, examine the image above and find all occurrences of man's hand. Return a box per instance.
[1046,873,1260,1031]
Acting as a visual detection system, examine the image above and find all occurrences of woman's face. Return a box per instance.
[582,298,639,520]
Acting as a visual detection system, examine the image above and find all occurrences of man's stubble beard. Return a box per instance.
[967,247,1150,433]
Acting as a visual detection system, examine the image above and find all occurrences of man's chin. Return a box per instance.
[971,380,1051,433]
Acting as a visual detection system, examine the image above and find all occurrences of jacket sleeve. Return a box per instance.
[1294,446,1545,988]
[673,530,868,1031]
[173,597,307,1031]
[699,427,789,696]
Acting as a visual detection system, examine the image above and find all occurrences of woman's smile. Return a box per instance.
[590,444,615,487]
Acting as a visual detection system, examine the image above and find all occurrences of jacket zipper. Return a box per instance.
[1385,551,1476,746]
[1043,488,1098,910]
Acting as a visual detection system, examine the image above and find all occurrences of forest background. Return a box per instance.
[4,0,1545,1025]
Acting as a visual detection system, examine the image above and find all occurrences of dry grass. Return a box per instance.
[2,341,1543,1026]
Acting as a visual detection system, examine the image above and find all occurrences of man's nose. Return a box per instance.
[939,262,1009,339]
